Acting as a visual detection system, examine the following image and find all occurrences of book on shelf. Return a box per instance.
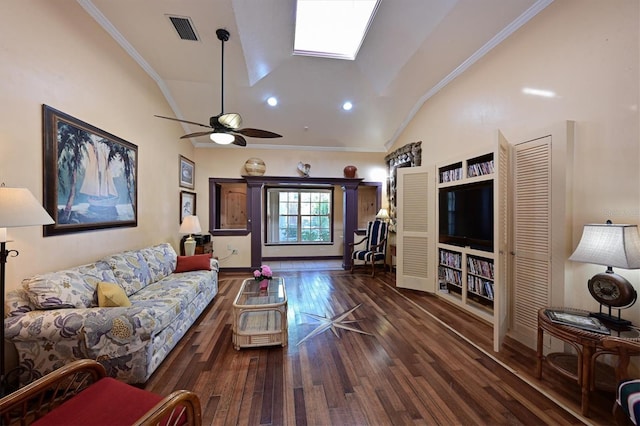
[484,282,494,300]
[439,266,462,285]
[467,160,495,178]
[467,257,494,279]
[439,168,463,183]
[466,275,494,300]
[440,250,462,269]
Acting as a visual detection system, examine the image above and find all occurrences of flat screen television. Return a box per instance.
[439,181,494,251]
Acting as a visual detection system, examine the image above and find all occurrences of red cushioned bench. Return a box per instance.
[0,359,201,425]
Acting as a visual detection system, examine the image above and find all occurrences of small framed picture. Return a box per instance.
[180,191,196,224]
[179,155,195,189]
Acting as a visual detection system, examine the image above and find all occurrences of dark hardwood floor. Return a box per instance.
[145,269,616,425]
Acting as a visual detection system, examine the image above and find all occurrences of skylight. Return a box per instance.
[294,0,380,60]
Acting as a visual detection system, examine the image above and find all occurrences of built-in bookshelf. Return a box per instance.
[438,162,463,183]
[439,249,462,296]
[467,153,495,178]
[438,247,494,313]
[436,149,499,322]
[466,254,494,308]
[439,153,494,185]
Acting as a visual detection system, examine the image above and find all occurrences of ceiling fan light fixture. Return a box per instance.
[210,132,235,145]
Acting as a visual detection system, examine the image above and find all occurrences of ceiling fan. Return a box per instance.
[155,28,282,147]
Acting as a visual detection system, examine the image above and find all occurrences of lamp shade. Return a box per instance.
[210,133,235,145]
[376,208,389,221]
[569,223,640,269]
[179,215,202,235]
[0,187,54,241]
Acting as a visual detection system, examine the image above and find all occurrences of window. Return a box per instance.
[266,187,333,244]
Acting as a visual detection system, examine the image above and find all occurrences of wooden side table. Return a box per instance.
[179,239,213,256]
[536,307,640,416]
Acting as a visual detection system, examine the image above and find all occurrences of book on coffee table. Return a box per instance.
[545,309,610,335]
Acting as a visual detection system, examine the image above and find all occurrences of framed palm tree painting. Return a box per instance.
[42,105,138,236]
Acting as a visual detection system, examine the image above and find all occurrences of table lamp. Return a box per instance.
[180,215,201,256]
[376,208,389,222]
[569,220,640,327]
[0,185,54,392]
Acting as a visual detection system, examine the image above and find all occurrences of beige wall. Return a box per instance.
[192,148,387,267]
[2,0,638,319]
[0,1,194,292]
[389,1,640,319]
[0,1,388,288]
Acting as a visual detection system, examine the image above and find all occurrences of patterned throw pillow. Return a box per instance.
[97,282,131,307]
[76,262,118,307]
[23,270,95,309]
[140,244,177,282]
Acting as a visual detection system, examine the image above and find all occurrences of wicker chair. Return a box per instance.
[0,359,201,425]
[350,220,388,277]
[602,336,640,425]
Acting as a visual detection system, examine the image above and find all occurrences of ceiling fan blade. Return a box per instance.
[234,128,282,138]
[180,130,214,139]
[232,134,247,147]
[218,113,242,130]
[154,115,211,129]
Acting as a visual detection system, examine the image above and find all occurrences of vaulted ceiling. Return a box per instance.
[80,0,551,151]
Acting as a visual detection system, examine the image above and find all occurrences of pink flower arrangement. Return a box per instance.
[253,265,273,281]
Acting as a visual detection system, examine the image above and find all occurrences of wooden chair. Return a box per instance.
[350,220,388,277]
[0,359,202,425]
[602,336,640,425]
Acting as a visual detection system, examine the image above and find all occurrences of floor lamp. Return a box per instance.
[0,186,54,393]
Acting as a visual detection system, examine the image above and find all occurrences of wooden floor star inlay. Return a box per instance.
[297,303,373,345]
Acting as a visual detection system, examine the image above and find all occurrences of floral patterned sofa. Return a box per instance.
[4,243,218,385]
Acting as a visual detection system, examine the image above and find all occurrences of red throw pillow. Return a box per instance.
[175,254,211,273]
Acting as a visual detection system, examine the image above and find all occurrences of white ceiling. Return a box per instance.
[79,0,552,152]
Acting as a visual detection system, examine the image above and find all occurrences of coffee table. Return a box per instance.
[232,277,287,350]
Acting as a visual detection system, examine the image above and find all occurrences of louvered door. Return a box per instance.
[494,132,509,351]
[397,166,435,292]
[511,137,552,347]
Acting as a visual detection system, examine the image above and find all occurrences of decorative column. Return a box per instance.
[245,179,263,269]
[342,180,360,270]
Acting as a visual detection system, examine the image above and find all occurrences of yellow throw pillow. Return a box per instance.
[97,282,131,307]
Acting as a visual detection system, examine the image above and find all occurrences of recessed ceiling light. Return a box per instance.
[294,0,380,60]
[522,87,556,98]
[267,96,278,107]
[342,101,353,111]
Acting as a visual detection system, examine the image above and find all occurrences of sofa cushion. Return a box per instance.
[129,272,210,332]
[140,244,177,283]
[174,254,211,273]
[23,270,96,309]
[97,282,131,307]
[101,250,153,296]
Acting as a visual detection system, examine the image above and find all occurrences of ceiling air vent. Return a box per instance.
[167,15,199,41]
